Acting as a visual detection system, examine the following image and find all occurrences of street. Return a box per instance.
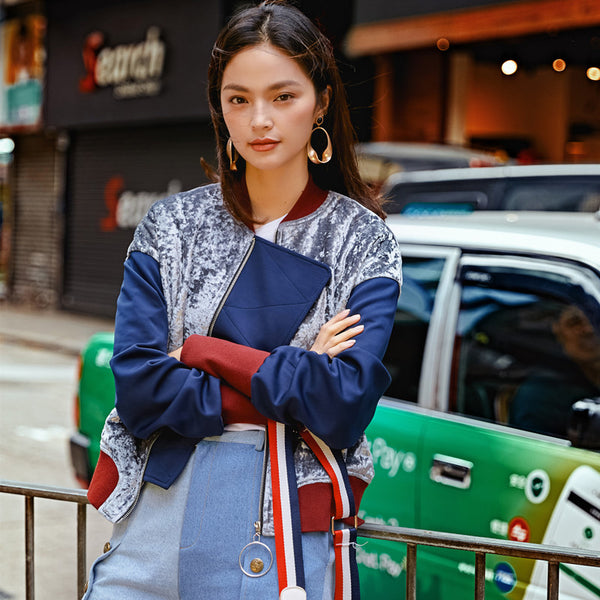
[0,339,112,600]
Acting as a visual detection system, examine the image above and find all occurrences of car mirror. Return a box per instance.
[568,397,600,449]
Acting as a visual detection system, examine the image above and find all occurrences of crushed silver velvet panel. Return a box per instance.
[128,184,255,351]
[98,184,402,525]
[97,408,157,523]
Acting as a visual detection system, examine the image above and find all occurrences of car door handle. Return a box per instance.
[430,454,473,489]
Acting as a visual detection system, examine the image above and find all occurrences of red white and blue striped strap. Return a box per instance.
[268,420,306,597]
[300,429,360,600]
[268,419,360,600]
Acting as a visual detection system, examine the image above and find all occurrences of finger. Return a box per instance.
[169,347,182,360]
[331,324,364,345]
[323,309,351,328]
[326,339,356,359]
[324,313,361,336]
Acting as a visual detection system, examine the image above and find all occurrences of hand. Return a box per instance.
[310,309,363,359]
[169,346,182,361]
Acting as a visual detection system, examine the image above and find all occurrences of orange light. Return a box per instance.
[552,59,566,72]
[501,60,518,75]
[587,67,600,81]
[436,38,450,51]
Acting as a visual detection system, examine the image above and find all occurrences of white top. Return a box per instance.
[253,214,287,243]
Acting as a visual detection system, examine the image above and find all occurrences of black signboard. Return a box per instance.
[45,0,219,127]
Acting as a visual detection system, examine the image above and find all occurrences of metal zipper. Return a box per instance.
[256,427,269,535]
[118,237,256,523]
[207,237,256,337]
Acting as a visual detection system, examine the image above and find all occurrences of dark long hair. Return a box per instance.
[207,0,385,225]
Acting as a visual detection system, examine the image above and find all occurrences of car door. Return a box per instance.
[358,247,460,597]
[418,254,600,600]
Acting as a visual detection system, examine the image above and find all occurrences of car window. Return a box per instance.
[387,188,489,214]
[384,255,446,402]
[503,178,600,212]
[449,258,600,439]
[401,191,485,215]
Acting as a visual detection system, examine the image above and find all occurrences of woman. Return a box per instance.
[84,2,401,599]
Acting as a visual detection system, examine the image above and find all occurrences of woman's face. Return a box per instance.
[220,43,327,177]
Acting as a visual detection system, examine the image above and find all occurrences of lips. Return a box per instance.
[249,138,280,152]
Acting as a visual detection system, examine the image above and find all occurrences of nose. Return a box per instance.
[250,101,273,131]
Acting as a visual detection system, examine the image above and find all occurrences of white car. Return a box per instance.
[359,210,600,599]
[382,164,600,214]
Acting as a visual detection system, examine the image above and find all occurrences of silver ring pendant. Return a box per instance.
[238,540,274,578]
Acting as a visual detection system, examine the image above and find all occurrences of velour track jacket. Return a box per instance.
[88,178,402,531]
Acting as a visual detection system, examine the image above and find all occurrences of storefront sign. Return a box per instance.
[45,0,219,127]
[101,175,182,231]
[80,27,166,99]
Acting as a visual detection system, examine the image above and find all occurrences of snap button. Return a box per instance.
[103,542,111,553]
[250,558,264,573]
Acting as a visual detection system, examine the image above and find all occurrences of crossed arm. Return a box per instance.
[112,251,399,449]
[169,308,363,362]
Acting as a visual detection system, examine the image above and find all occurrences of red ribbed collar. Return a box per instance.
[236,176,328,224]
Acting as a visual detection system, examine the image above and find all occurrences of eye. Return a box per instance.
[275,93,293,102]
[229,96,247,105]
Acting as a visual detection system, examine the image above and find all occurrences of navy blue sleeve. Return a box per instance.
[250,276,400,449]
[111,251,224,440]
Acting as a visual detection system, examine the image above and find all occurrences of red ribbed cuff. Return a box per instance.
[220,384,266,426]
[181,335,269,396]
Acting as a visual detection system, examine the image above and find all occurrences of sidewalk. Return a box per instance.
[0,303,114,356]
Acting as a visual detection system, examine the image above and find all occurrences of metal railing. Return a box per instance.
[1,481,89,599]
[359,522,600,600]
[2,479,600,599]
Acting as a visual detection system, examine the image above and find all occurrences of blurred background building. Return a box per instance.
[0,0,599,317]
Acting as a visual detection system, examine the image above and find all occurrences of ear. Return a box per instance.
[316,85,332,119]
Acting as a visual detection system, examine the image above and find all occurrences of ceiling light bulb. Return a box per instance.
[552,59,566,72]
[587,67,600,81]
[501,60,518,76]
[436,38,450,51]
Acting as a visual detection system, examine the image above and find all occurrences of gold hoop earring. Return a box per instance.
[307,116,332,164]
[226,138,238,171]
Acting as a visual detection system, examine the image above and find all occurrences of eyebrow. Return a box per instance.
[222,80,302,93]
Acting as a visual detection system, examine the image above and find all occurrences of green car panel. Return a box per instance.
[74,332,116,476]
[359,404,600,599]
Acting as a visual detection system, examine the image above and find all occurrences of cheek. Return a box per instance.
[289,103,318,141]
[222,108,243,139]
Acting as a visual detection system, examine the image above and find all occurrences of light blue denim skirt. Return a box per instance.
[83,430,335,600]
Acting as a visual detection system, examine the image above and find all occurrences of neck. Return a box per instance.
[245,166,309,223]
